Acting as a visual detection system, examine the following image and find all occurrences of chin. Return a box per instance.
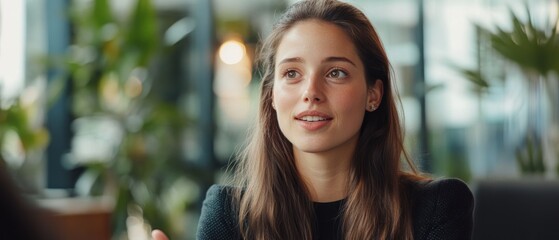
[292,142,333,154]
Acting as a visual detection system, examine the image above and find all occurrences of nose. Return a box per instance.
[303,90,322,103]
[303,74,324,103]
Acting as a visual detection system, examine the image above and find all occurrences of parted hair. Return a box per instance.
[232,0,425,239]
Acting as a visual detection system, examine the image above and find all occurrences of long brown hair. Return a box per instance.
[232,0,425,239]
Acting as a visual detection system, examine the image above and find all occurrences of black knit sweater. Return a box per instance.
[196,178,474,240]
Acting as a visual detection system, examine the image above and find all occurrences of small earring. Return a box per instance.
[369,105,376,111]
[272,102,276,109]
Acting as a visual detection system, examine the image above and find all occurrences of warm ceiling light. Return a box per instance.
[219,40,245,65]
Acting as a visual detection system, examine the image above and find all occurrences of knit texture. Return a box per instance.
[196,178,474,240]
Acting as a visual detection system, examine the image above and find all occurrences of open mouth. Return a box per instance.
[296,116,330,122]
[294,110,333,123]
[294,111,333,130]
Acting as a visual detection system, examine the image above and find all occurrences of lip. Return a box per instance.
[294,110,333,131]
[294,110,333,120]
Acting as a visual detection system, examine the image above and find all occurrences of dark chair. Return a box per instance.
[472,179,559,240]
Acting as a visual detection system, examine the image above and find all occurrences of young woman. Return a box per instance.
[154,0,473,239]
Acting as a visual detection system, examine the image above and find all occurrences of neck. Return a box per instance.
[294,149,353,203]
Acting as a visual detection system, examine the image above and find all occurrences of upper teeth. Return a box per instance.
[300,116,326,122]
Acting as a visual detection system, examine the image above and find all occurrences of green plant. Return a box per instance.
[515,135,545,174]
[0,89,49,193]
[473,4,559,175]
[48,0,198,238]
[484,7,559,77]
[454,67,490,93]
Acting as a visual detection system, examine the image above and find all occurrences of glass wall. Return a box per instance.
[423,0,558,179]
[348,0,559,181]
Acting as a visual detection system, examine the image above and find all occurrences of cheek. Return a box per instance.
[336,88,367,110]
[272,86,291,122]
[273,84,299,111]
[272,86,297,137]
[333,89,367,122]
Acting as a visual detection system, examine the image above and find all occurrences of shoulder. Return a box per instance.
[411,178,474,221]
[411,178,474,240]
[414,178,473,205]
[196,185,240,240]
[202,185,236,207]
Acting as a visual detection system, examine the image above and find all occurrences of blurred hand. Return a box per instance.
[151,229,169,240]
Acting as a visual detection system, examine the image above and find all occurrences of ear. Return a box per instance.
[366,79,383,112]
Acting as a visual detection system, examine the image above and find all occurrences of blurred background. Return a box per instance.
[0,0,558,239]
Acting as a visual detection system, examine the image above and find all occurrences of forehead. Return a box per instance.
[275,19,361,66]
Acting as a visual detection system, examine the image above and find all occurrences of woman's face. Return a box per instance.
[272,20,382,156]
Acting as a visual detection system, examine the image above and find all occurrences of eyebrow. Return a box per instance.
[277,56,357,67]
[278,57,303,65]
[323,56,356,67]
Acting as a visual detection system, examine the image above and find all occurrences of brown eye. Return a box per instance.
[327,69,347,78]
[285,70,300,79]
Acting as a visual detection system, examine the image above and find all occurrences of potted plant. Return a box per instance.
[48,0,201,238]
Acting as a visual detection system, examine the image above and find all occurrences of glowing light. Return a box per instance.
[219,40,246,65]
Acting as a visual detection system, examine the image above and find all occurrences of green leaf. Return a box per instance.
[484,6,559,76]
[125,0,159,66]
[92,0,113,29]
[449,63,490,94]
